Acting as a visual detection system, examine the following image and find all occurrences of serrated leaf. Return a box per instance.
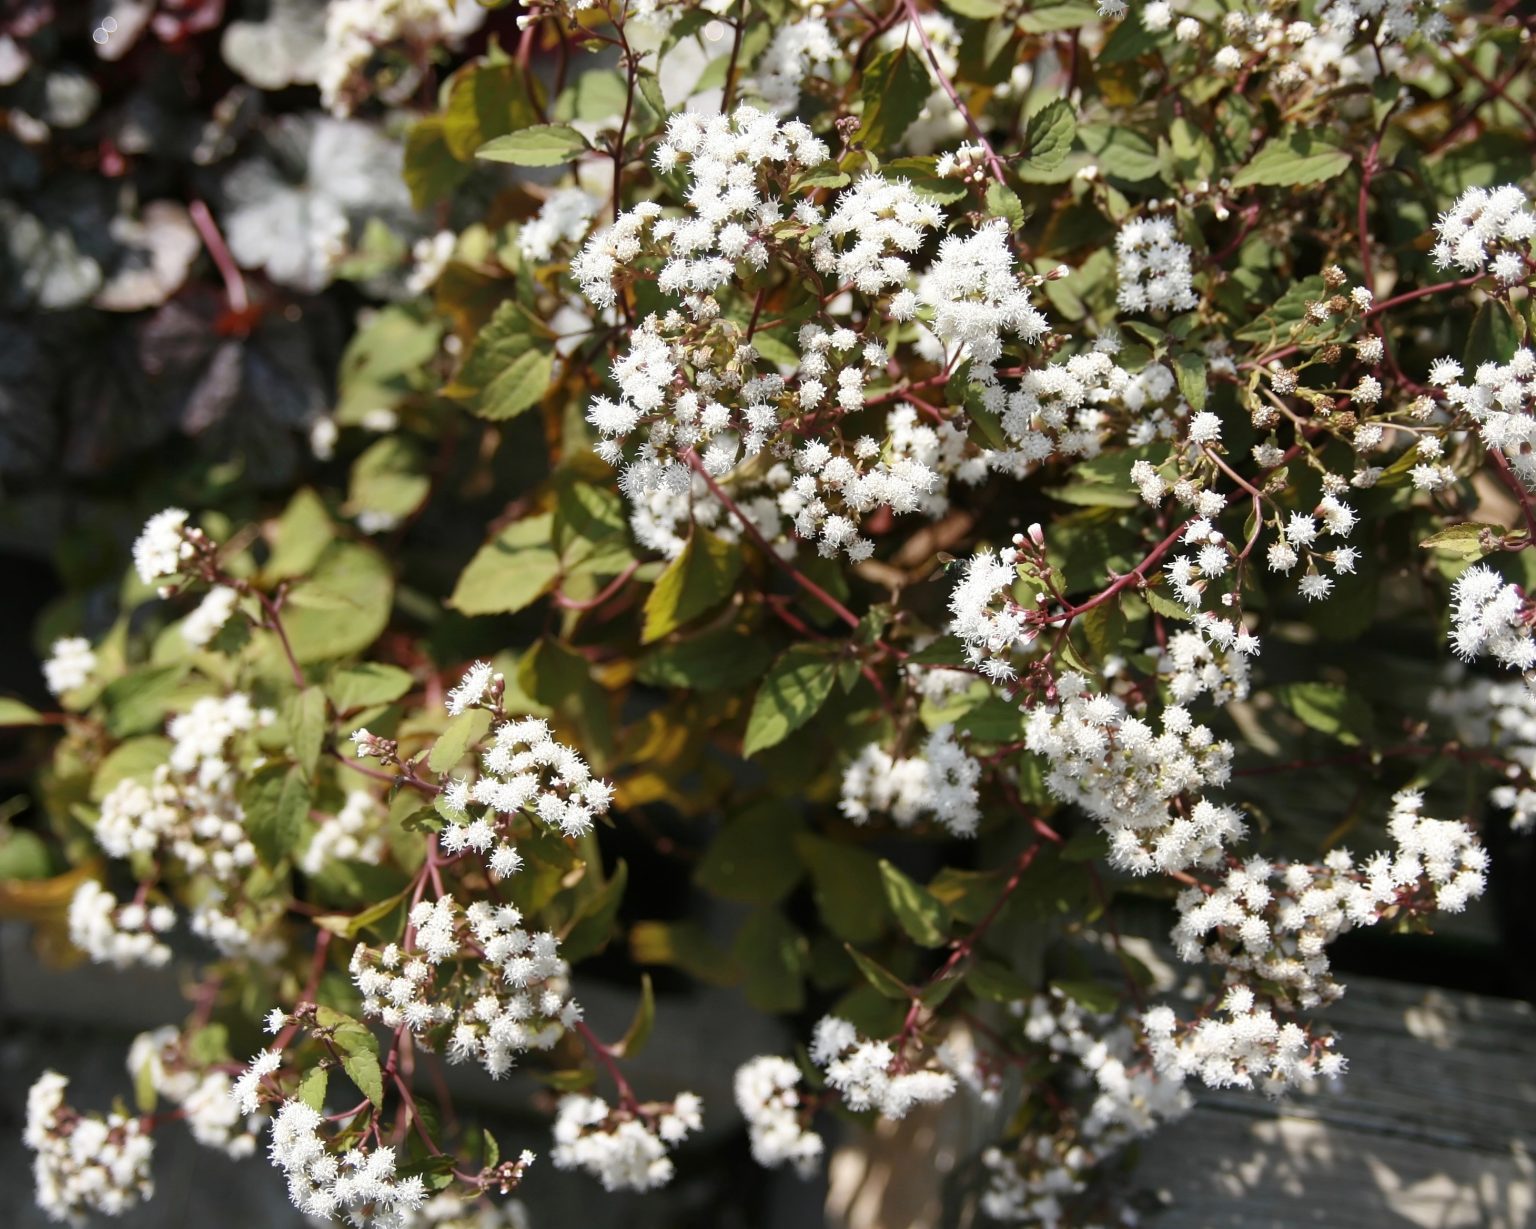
[298,1066,329,1112]
[1420,522,1500,560]
[879,860,951,947]
[1231,132,1351,189]
[1022,99,1076,174]
[985,181,1026,229]
[642,530,743,644]
[240,763,311,866]
[1465,299,1522,369]
[743,644,839,757]
[941,0,1004,15]
[1050,978,1119,1014]
[284,543,395,664]
[476,124,589,167]
[429,708,493,775]
[318,1007,384,1106]
[348,437,430,519]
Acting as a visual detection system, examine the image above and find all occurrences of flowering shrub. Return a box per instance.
[3,0,1534,1224]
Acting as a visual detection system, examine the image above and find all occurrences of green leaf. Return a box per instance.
[429,708,493,775]
[240,763,312,866]
[318,1007,384,1106]
[473,347,554,422]
[642,530,743,644]
[636,624,774,692]
[1231,132,1352,189]
[283,544,395,664]
[101,665,191,737]
[1016,1,1099,32]
[403,117,470,209]
[735,910,806,1012]
[284,687,327,780]
[614,973,655,1059]
[1174,350,1208,412]
[1021,99,1076,175]
[265,489,334,583]
[1420,522,1500,560]
[1273,681,1373,747]
[449,514,561,615]
[985,181,1027,230]
[858,47,931,151]
[743,644,839,757]
[561,861,628,963]
[314,887,412,941]
[0,698,43,726]
[1079,125,1160,182]
[326,663,413,712]
[695,802,805,904]
[1465,299,1522,369]
[845,944,910,1000]
[1051,978,1120,1015]
[0,828,51,880]
[940,0,1004,15]
[298,1066,329,1112]
[968,959,1034,1002]
[794,833,886,944]
[629,920,741,986]
[476,124,590,167]
[879,860,951,947]
[91,736,173,801]
[348,438,431,520]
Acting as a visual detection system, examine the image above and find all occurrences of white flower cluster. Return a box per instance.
[1024,674,1241,874]
[839,723,982,836]
[1143,988,1346,1093]
[948,547,1036,682]
[550,1092,703,1192]
[809,1016,957,1119]
[989,346,1189,478]
[732,1056,824,1177]
[131,507,191,585]
[1431,184,1535,284]
[68,880,175,969]
[181,585,240,648]
[319,0,484,117]
[1152,628,1252,705]
[1155,791,1485,1088]
[1115,217,1198,315]
[25,1070,155,1221]
[1433,349,1536,488]
[749,17,836,113]
[90,692,282,962]
[1448,562,1535,674]
[300,790,387,876]
[43,635,95,696]
[1430,671,1536,832]
[350,899,582,1078]
[127,1027,263,1158]
[981,991,1190,1226]
[1260,493,1362,604]
[439,713,614,871]
[518,189,600,263]
[917,220,1051,373]
[267,1100,427,1227]
[570,105,1052,564]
